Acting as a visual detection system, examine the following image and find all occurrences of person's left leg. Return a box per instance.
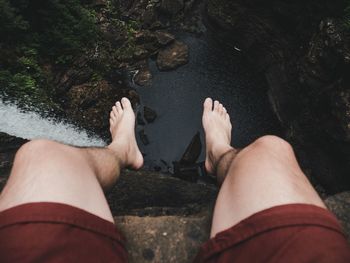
[0,97,143,223]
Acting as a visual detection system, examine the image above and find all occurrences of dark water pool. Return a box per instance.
[133,33,282,171]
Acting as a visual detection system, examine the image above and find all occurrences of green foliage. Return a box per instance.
[0,0,101,110]
[0,0,29,43]
[111,19,141,61]
[1,0,100,67]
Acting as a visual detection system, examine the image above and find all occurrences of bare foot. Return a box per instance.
[108,97,143,169]
[202,98,234,174]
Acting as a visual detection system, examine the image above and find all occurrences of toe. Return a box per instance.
[121,97,132,109]
[203,98,213,112]
[110,110,116,119]
[214,100,220,111]
[116,101,122,113]
[109,118,114,126]
[112,106,118,117]
[223,107,227,114]
[219,103,224,114]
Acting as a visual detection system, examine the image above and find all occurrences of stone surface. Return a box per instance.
[134,68,152,86]
[138,130,150,146]
[106,170,217,216]
[0,133,27,152]
[160,0,184,16]
[154,31,175,46]
[144,106,157,123]
[115,212,211,263]
[206,0,350,193]
[65,80,140,136]
[325,191,350,240]
[137,112,146,125]
[157,41,189,71]
[54,57,94,94]
[180,132,202,164]
[0,133,26,175]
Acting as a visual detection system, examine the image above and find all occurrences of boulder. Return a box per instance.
[0,132,27,152]
[139,129,150,145]
[0,133,27,174]
[144,106,157,123]
[154,31,175,46]
[156,41,189,71]
[160,0,184,16]
[134,68,152,86]
[137,112,146,126]
[180,132,202,164]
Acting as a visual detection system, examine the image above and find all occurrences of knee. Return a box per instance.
[15,139,59,161]
[250,135,294,154]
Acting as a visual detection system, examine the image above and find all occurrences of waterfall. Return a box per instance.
[0,100,106,147]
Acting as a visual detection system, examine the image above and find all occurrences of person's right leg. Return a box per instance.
[202,98,325,237]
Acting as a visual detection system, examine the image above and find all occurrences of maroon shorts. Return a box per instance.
[0,203,349,263]
[0,203,127,262]
[195,204,350,263]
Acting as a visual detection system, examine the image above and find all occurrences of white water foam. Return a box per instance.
[0,100,106,147]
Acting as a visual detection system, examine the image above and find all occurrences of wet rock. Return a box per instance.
[180,132,202,164]
[65,80,140,136]
[107,170,217,216]
[173,133,202,182]
[133,48,149,60]
[144,106,157,123]
[149,21,166,31]
[0,133,27,173]
[207,0,242,30]
[157,41,189,71]
[0,133,27,152]
[155,31,175,46]
[54,57,93,94]
[137,112,146,125]
[160,0,184,16]
[134,68,152,86]
[325,191,350,239]
[331,89,350,141]
[173,162,200,182]
[135,31,157,45]
[93,0,107,7]
[139,129,150,145]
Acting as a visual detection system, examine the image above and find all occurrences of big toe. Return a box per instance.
[121,97,132,110]
[203,98,213,113]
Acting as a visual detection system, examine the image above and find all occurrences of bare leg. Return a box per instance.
[202,98,325,238]
[0,98,143,223]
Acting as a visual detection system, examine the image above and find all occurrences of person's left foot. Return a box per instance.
[108,97,143,169]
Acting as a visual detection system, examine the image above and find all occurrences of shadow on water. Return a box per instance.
[133,33,282,172]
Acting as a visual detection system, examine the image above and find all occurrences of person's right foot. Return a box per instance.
[108,97,143,170]
[202,98,234,174]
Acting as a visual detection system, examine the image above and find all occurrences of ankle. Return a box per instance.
[215,149,237,185]
[106,144,127,168]
[210,144,234,164]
